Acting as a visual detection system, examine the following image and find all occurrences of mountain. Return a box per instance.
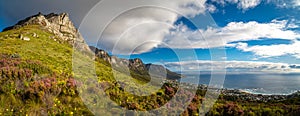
[0,12,162,115]
[145,64,183,80]
[0,12,183,114]
[3,12,182,81]
[0,13,96,115]
[90,46,182,80]
[3,12,90,52]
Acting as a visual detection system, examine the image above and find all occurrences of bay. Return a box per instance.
[180,73,300,95]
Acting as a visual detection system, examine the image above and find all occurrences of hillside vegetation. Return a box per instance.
[0,25,180,115]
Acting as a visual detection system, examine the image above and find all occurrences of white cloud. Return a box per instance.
[95,0,208,55]
[78,0,299,55]
[210,0,238,6]
[287,23,300,28]
[206,4,217,13]
[210,0,261,10]
[286,19,300,28]
[211,0,300,10]
[101,8,177,54]
[235,41,300,58]
[294,0,300,6]
[226,0,239,4]
[164,60,300,73]
[163,19,300,49]
[237,0,261,10]
[101,12,300,57]
[266,0,300,8]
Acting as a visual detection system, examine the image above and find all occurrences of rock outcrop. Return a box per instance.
[128,58,148,75]
[3,12,90,51]
[89,46,111,63]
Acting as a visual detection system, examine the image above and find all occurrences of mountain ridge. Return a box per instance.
[90,46,183,80]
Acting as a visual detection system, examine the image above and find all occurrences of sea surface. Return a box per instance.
[180,73,300,95]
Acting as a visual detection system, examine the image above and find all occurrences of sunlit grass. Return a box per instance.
[0,25,73,74]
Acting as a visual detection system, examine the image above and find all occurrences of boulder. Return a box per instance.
[22,37,30,41]
[32,33,38,38]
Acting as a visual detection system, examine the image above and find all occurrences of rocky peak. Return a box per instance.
[3,12,89,51]
[129,58,144,67]
[3,13,50,29]
[89,46,111,63]
[128,58,148,75]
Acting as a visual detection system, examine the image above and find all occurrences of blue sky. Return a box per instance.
[1,0,300,73]
[111,0,300,73]
[117,1,300,62]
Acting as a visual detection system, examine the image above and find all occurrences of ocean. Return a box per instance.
[180,73,300,95]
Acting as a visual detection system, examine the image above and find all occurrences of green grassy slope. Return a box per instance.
[0,25,172,115]
[0,25,73,74]
[0,25,94,115]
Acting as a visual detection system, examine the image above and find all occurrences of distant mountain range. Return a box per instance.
[90,46,182,81]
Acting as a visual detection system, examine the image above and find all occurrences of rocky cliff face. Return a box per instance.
[90,46,111,63]
[3,12,89,51]
[128,58,149,75]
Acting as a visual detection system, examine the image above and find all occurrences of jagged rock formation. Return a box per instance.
[89,46,182,80]
[89,46,111,63]
[3,12,90,51]
[128,58,149,75]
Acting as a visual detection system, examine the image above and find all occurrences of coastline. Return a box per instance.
[164,79,300,102]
